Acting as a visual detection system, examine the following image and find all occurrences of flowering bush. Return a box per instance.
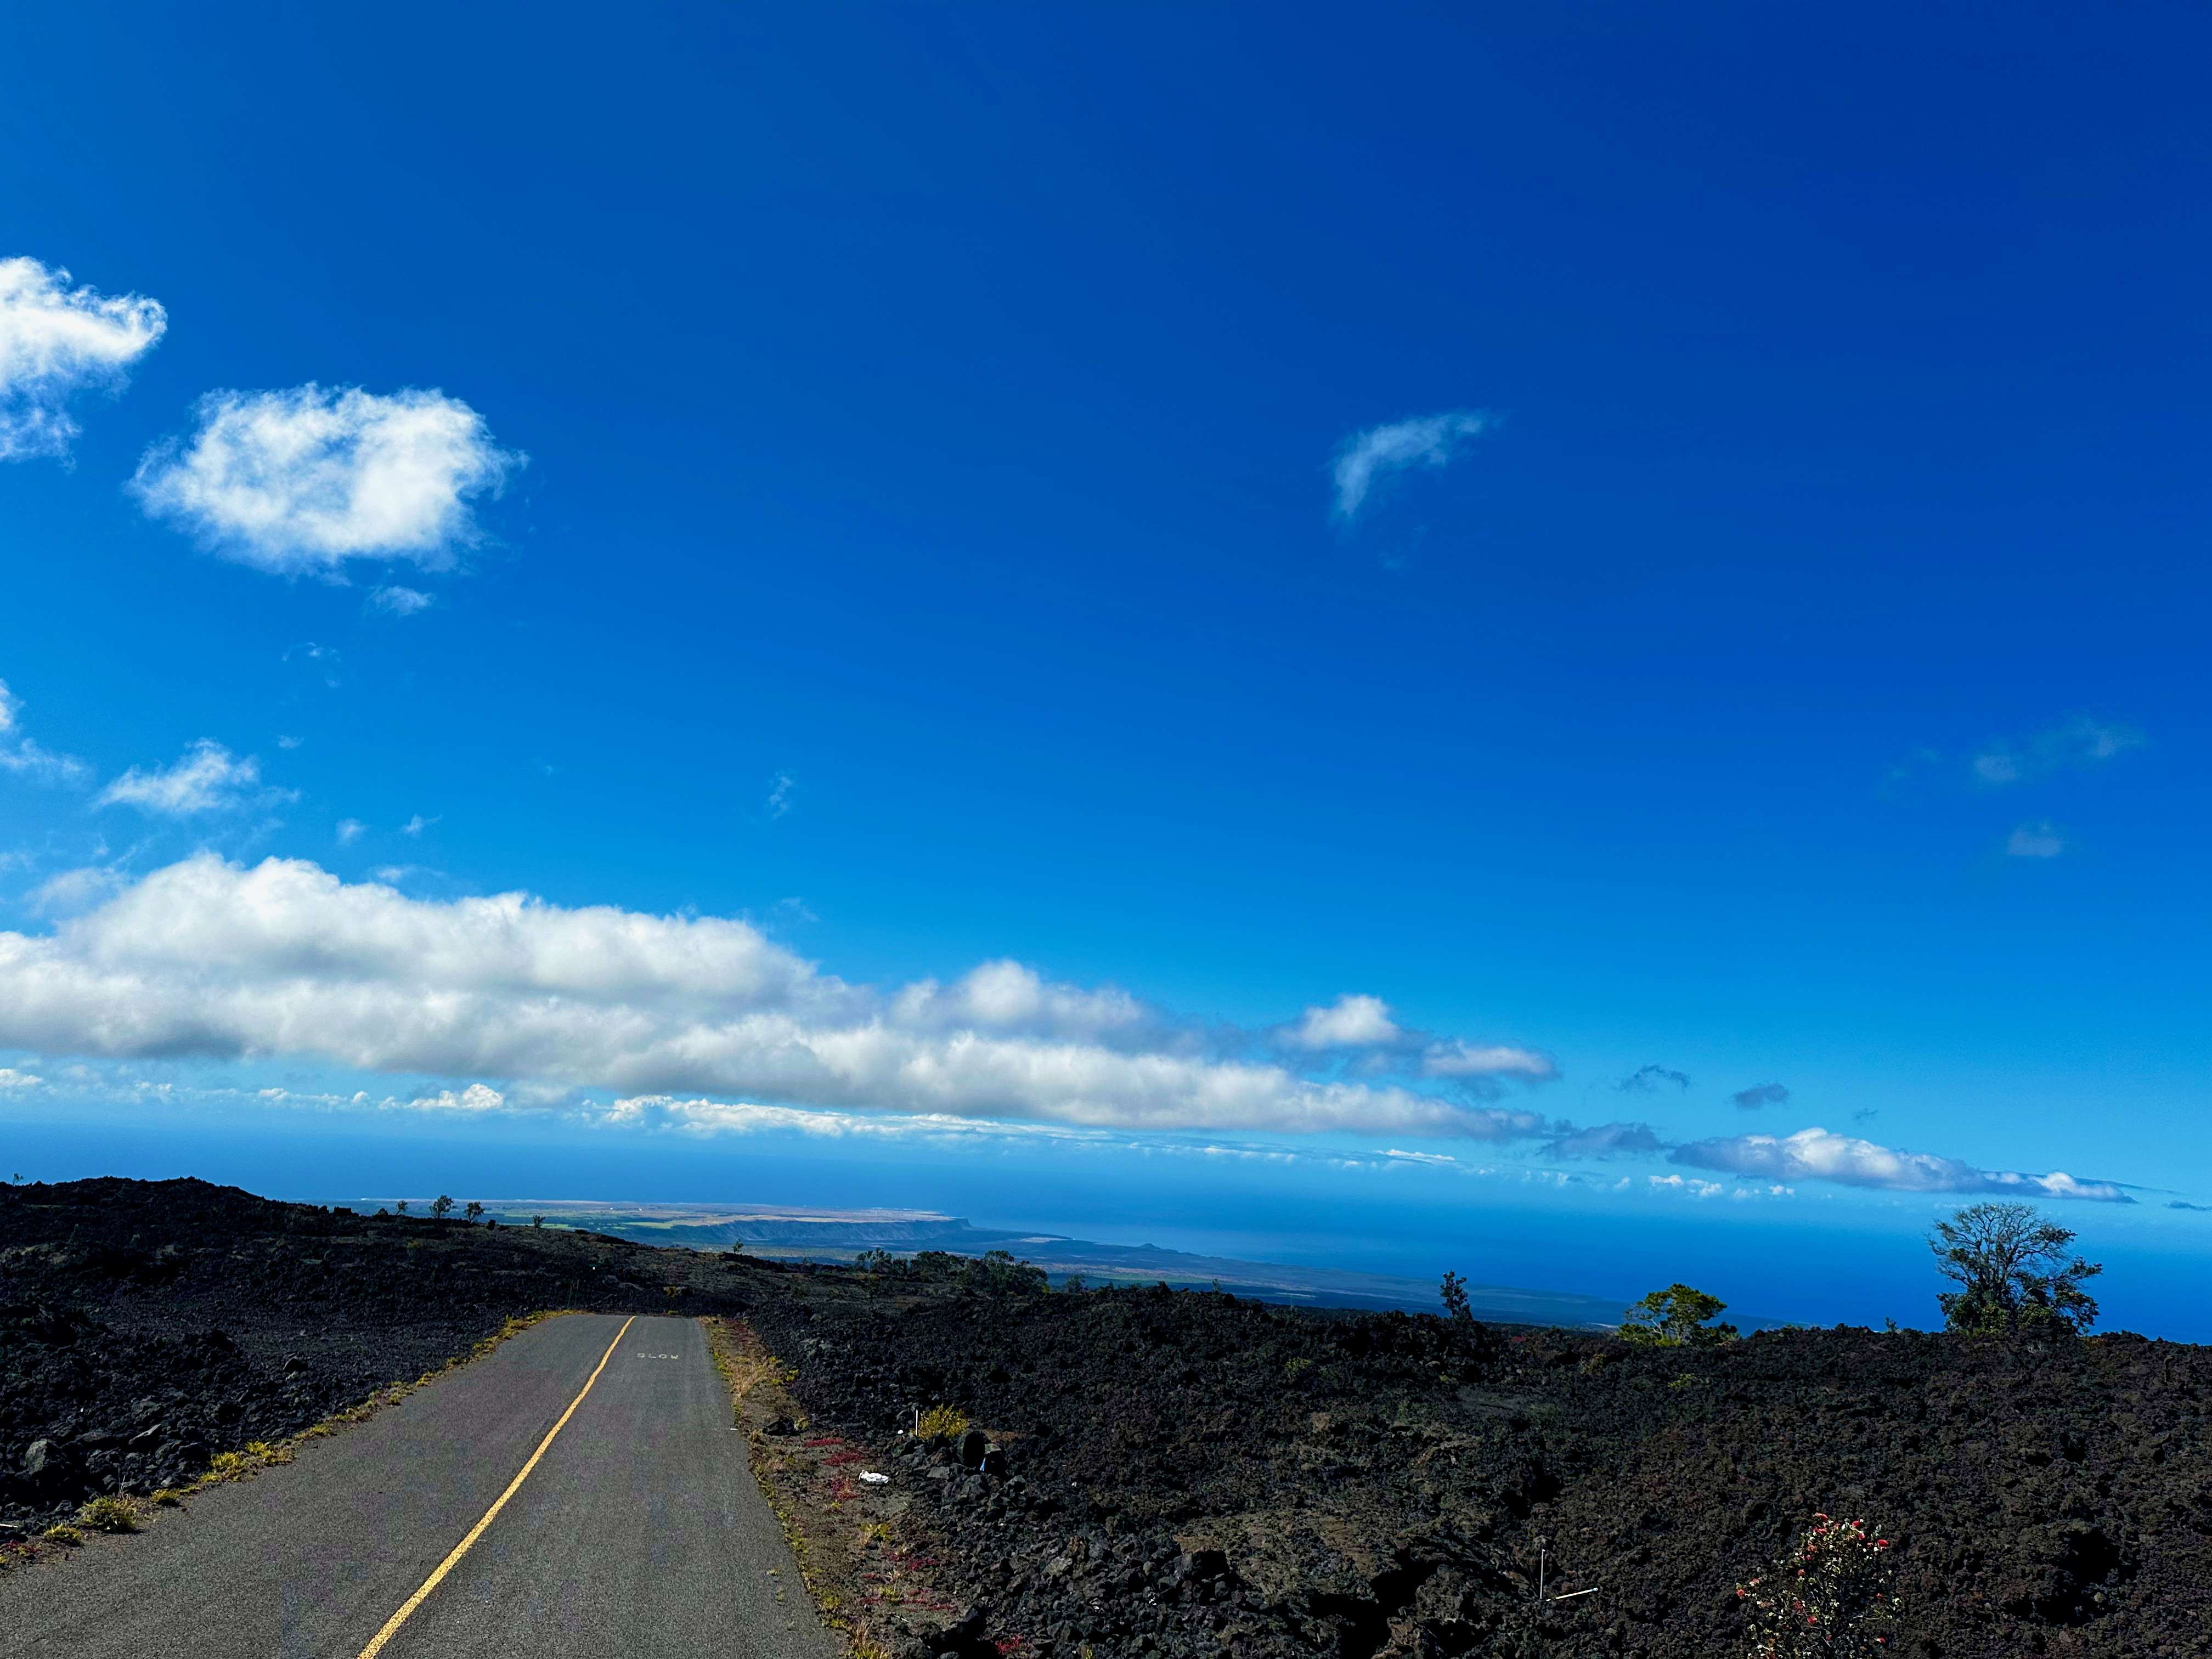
[1737,1514,1901,1657]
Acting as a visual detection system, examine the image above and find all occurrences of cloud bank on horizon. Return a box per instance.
[0,853,1562,1141]
[0,853,2134,1200]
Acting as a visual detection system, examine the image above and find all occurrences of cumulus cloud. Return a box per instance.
[1649,1173,1725,1200]
[0,854,1564,1140]
[1331,411,1492,522]
[1286,994,1402,1049]
[2006,822,2065,859]
[1731,1082,1791,1109]
[0,1067,43,1091]
[891,960,1147,1042]
[1271,994,1553,1088]
[0,256,166,460]
[1972,716,2144,786]
[370,585,436,617]
[0,678,89,785]
[1617,1064,1691,1094]
[1671,1125,2130,1203]
[132,385,522,576]
[408,1083,507,1113]
[95,741,291,816]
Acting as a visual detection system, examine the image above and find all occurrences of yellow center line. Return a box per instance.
[354,1314,637,1658]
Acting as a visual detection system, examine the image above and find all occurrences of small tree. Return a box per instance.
[429,1194,455,1220]
[464,1201,484,1223]
[1621,1283,1738,1346]
[395,1199,410,1215]
[1736,1514,1900,1657]
[531,1215,545,1228]
[1438,1269,1473,1322]
[1930,1201,2100,1335]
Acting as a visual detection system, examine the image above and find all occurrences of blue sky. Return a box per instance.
[4,4,2210,1332]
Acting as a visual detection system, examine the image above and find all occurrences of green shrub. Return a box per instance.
[77,1496,138,1533]
[915,1403,971,1440]
[1621,1283,1738,1347]
[1931,1201,2101,1336]
[39,1525,83,1547]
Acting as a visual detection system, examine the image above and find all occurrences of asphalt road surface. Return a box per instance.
[0,1313,837,1659]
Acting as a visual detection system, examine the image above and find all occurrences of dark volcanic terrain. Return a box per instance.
[4,1177,2207,1659]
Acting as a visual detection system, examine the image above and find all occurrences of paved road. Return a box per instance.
[0,1314,836,1659]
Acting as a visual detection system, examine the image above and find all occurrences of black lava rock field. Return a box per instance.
[0,1176,756,1528]
[5,1178,2208,1659]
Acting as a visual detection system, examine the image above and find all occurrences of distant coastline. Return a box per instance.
[332,1196,1677,1328]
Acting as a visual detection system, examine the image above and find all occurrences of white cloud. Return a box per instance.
[132,385,522,575]
[891,959,1147,1041]
[2006,821,2064,859]
[1972,716,2144,786]
[370,585,436,616]
[0,678,91,785]
[95,741,291,816]
[1276,995,1554,1085]
[1671,1125,2130,1203]
[1331,410,1492,522]
[766,771,796,819]
[0,257,166,460]
[407,1083,507,1113]
[1648,1173,1726,1200]
[1288,993,1402,1048]
[276,735,303,750]
[0,853,1561,1140]
[400,814,435,837]
[0,1066,42,1091]
[336,819,365,845]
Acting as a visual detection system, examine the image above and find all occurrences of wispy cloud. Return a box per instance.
[2005,821,2065,859]
[1547,1121,1664,1159]
[95,741,291,816]
[0,256,166,460]
[336,819,365,845]
[26,864,126,917]
[132,385,522,576]
[1671,1125,2130,1203]
[1617,1063,1691,1094]
[1731,1082,1790,1109]
[0,677,90,785]
[370,585,436,617]
[1971,716,2144,787]
[766,771,797,819]
[400,814,436,838]
[1331,410,1492,522]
